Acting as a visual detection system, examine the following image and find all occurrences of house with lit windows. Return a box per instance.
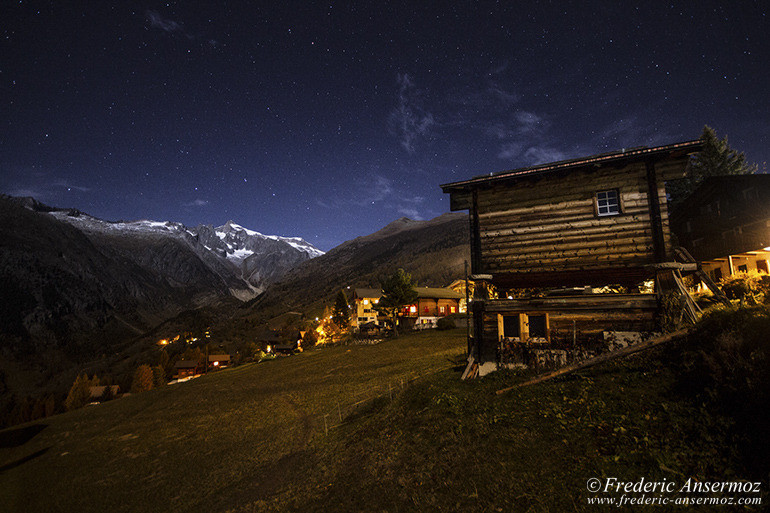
[404,287,463,329]
[351,288,382,328]
[351,286,463,330]
[670,174,770,284]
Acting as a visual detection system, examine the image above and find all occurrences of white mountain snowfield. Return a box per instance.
[49,211,324,298]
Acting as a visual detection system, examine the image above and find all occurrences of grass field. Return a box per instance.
[1,327,766,512]
[0,330,465,513]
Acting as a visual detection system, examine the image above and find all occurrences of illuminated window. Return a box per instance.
[450,306,456,314]
[596,189,620,216]
[409,305,417,314]
[439,306,446,315]
[362,299,369,305]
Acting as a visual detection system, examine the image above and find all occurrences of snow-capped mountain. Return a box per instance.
[46,208,323,297]
[0,195,324,382]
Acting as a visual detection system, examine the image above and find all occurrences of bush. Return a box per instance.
[676,305,770,477]
[719,270,770,305]
[436,317,456,330]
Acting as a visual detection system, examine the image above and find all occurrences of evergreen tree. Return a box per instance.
[331,289,351,330]
[152,365,167,388]
[131,365,154,393]
[668,126,757,209]
[375,268,418,338]
[100,384,114,402]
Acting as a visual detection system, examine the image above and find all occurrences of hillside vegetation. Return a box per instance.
[2,308,768,512]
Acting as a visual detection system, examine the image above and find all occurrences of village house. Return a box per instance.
[351,286,463,330]
[173,360,200,380]
[208,354,231,370]
[351,288,382,329]
[441,140,705,375]
[88,385,121,402]
[670,174,770,283]
[403,287,463,329]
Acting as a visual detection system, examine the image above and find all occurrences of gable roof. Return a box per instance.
[174,360,199,369]
[354,288,381,299]
[441,140,703,192]
[414,287,463,299]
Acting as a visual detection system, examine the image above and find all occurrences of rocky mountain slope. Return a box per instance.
[0,195,322,365]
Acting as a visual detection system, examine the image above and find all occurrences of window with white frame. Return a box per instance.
[596,189,620,216]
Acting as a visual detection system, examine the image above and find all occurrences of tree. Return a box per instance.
[668,125,757,209]
[375,268,418,338]
[152,365,167,388]
[65,373,99,411]
[302,327,318,349]
[332,289,351,330]
[131,365,154,393]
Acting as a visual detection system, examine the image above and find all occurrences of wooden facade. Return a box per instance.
[670,175,770,262]
[441,140,703,369]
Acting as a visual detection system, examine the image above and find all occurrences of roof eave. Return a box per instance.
[440,139,704,192]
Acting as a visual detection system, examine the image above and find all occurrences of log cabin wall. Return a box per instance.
[441,141,703,366]
[475,162,669,277]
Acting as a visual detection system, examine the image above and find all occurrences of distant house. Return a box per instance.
[352,286,462,330]
[402,287,463,329]
[441,140,703,374]
[89,385,120,402]
[447,279,473,313]
[670,174,770,282]
[208,354,231,370]
[256,329,283,353]
[351,288,382,328]
[173,360,200,379]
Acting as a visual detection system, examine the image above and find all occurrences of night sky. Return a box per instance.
[2,2,768,250]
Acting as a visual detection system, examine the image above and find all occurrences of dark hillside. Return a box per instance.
[243,213,469,322]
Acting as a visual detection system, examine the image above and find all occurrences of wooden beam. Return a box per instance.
[471,189,483,274]
[495,328,690,394]
[645,160,667,262]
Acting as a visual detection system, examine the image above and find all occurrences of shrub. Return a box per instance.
[676,305,770,477]
[719,270,770,305]
[436,317,456,330]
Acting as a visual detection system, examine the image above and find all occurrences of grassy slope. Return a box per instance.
[0,330,464,513]
[1,328,765,512]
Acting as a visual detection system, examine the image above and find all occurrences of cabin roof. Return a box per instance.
[440,139,703,192]
[174,360,199,369]
[414,287,463,299]
[354,288,381,299]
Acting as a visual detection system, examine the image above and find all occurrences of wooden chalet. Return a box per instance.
[402,287,463,329]
[670,174,770,282]
[352,286,462,330]
[441,140,704,373]
[89,385,121,402]
[173,360,200,379]
[208,354,231,370]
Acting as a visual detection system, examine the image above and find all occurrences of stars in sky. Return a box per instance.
[1,2,768,250]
